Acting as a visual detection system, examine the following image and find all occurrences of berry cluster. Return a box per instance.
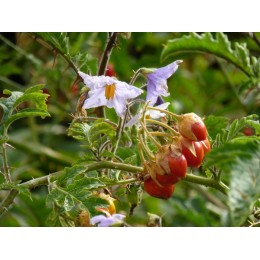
[143,113,211,199]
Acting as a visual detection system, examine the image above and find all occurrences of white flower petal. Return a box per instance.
[111,95,127,117]
[83,88,107,109]
[116,82,143,99]
[147,102,170,119]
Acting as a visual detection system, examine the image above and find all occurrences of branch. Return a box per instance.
[0,161,230,216]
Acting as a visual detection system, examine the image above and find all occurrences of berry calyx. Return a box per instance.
[181,138,204,168]
[178,113,207,141]
[144,177,174,199]
[201,138,211,155]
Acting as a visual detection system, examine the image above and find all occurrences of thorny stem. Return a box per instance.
[98,32,118,76]
[28,33,79,74]
[146,119,179,136]
[1,143,12,183]
[0,160,230,216]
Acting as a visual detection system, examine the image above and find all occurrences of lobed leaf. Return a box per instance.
[204,115,229,140]
[161,32,260,78]
[204,139,259,171]
[4,109,50,130]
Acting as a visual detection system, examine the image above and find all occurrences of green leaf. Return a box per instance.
[56,165,87,186]
[0,182,31,199]
[246,120,260,135]
[204,139,259,171]
[4,108,50,129]
[204,115,229,140]
[220,115,259,143]
[228,147,260,226]
[68,119,116,151]
[161,32,259,78]
[35,32,70,56]
[33,33,97,74]
[0,86,50,135]
[47,183,109,216]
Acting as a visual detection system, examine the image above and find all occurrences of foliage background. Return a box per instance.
[0,32,259,227]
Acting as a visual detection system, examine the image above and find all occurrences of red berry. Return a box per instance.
[156,154,187,185]
[191,121,207,141]
[105,64,116,77]
[178,113,207,141]
[181,139,204,168]
[243,127,254,136]
[144,177,174,199]
[201,139,211,155]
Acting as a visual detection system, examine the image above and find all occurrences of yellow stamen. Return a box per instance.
[105,84,116,100]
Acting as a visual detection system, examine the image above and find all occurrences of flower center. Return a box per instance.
[105,84,116,100]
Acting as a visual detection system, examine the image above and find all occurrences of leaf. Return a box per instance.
[228,147,260,226]
[246,120,260,135]
[161,32,259,78]
[0,86,50,135]
[4,108,50,129]
[35,32,70,56]
[47,183,109,216]
[204,139,259,171]
[220,114,259,143]
[204,115,229,139]
[0,182,31,199]
[68,119,116,151]
[33,33,97,74]
[56,165,87,186]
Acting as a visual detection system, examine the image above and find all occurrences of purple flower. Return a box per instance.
[146,60,182,106]
[90,213,125,227]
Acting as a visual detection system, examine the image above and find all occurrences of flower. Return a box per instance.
[125,102,170,127]
[90,213,126,227]
[145,60,182,106]
[78,71,143,117]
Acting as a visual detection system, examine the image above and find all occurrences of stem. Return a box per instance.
[146,118,179,135]
[0,189,18,216]
[113,106,129,155]
[185,182,227,209]
[0,161,230,216]
[150,131,174,139]
[138,143,146,164]
[98,32,118,76]
[183,174,229,195]
[129,68,143,85]
[147,106,181,120]
[140,121,162,149]
[28,33,78,74]
[1,143,12,183]
[138,133,155,160]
